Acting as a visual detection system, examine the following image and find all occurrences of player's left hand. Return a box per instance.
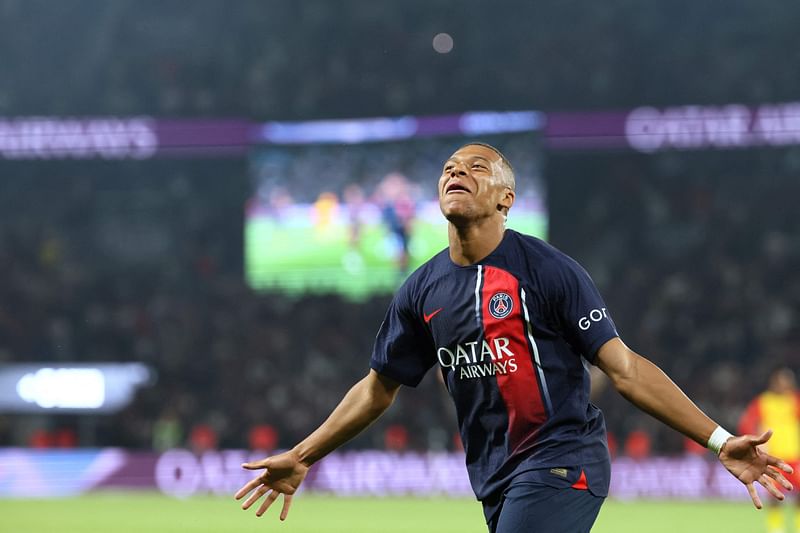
[234,449,309,520]
[719,429,794,509]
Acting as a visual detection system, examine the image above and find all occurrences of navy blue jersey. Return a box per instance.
[370,230,619,502]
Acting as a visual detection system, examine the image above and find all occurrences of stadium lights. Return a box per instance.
[16,368,106,409]
[0,363,153,413]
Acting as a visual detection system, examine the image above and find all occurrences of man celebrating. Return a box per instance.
[235,143,793,532]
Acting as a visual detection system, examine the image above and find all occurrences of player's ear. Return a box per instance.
[497,188,514,214]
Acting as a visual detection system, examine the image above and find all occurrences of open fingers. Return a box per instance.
[280,494,293,521]
[766,455,794,474]
[759,475,785,501]
[766,466,793,491]
[256,489,280,517]
[241,484,270,510]
[234,476,265,500]
[747,482,763,509]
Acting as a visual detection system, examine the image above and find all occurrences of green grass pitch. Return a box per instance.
[0,493,774,533]
[245,210,547,298]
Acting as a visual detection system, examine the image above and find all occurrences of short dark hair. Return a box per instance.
[457,142,515,190]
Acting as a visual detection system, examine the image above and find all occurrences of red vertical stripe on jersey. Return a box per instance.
[481,266,547,453]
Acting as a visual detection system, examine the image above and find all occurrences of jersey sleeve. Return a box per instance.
[543,254,619,363]
[370,282,435,387]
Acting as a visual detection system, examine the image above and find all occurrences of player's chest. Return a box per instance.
[420,265,549,346]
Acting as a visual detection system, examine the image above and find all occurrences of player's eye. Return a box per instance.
[472,164,487,170]
[444,165,453,172]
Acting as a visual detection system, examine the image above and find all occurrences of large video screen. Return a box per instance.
[246,131,546,298]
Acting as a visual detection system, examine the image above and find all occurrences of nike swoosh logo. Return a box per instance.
[424,308,443,323]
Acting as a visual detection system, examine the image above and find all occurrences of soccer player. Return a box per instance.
[235,143,793,532]
[740,367,800,533]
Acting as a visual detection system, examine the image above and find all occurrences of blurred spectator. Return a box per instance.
[152,409,183,452]
[606,432,618,459]
[384,424,409,452]
[53,428,78,448]
[248,425,278,452]
[189,424,218,453]
[683,438,707,456]
[623,430,652,460]
[28,429,53,449]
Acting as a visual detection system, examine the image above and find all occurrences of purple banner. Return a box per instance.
[609,456,750,501]
[154,119,251,156]
[0,112,541,159]
[544,111,630,150]
[544,102,800,152]
[0,117,251,160]
[257,111,542,145]
[0,448,758,501]
[3,103,797,159]
[0,117,158,160]
[624,103,800,152]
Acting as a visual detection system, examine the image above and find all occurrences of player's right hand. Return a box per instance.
[234,449,309,520]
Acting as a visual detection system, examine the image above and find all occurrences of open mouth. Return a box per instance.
[445,182,470,194]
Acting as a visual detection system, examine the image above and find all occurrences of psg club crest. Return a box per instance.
[489,292,514,319]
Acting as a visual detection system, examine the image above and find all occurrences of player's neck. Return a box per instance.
[447,219,506,266]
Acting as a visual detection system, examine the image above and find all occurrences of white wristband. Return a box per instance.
[707,426,734,456]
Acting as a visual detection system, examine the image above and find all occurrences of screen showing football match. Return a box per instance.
[245,121,547,298]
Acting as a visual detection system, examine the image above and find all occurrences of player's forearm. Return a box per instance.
[608,353,718,446]
[292,371,399,467]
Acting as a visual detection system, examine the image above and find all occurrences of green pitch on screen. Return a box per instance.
[245,212,547,299]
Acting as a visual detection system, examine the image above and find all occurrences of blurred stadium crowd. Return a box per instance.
[0,161,452,451]
[556,151,800,455]
[1,0,798,118]
[2,150,798,458]
[1,0,799,459]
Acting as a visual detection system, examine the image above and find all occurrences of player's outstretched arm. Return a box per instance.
[234,370,401,520]
[595,337,793,508]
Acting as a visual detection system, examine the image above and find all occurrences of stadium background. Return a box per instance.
[1,1,799,531]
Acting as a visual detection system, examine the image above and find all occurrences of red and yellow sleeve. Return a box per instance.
[738,397,762,436]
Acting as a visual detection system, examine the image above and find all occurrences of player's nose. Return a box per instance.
[449,162,467,178]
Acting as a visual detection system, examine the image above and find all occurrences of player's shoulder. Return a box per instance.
[505,229,583,274]
[506,229,560,258]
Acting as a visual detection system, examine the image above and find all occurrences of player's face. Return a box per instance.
[771,369,797,394]
[438,145,513,224]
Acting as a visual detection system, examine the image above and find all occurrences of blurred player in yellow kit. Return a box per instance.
[740,368,800,533]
